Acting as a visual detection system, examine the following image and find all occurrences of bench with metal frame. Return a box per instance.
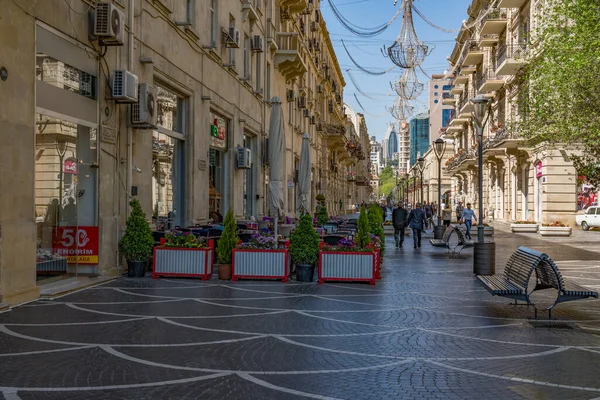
[451,226,474,258]
[429,226,467,258]
[477,246,598,318]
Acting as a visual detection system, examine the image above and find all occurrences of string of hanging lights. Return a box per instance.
[341,40,397,76]
[390,67,424,100]
[412,4,459,33]
[347,70,395,100]
[386,96,415,121]
[326,0,403,37]
[382,0,432,69]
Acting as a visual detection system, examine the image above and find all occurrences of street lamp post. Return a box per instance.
[432,138,446,239]
[403,173,409,205]
[417,157,425,206]
[412,168,417,205]
[470,93,495,275]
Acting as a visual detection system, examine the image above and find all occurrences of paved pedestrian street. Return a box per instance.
[2,226,600,399]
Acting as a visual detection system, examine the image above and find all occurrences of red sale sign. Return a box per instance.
[52,226,99,264]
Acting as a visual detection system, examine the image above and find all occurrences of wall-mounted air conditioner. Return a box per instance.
[94,2,125,46]
[251,35,264,52]
[130,83,156,127]
[112,70,138,103]
[227,27,240,48]
[237,147,252,169]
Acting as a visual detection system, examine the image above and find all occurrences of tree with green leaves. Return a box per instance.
[289,213,320,266]
[516,0,600,186]
[118,199,154,262]
[355,206,371,249]
[216,211,239,264]
[368,203,385,252]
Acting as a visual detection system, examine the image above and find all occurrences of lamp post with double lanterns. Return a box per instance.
[417,157,425,205]
[470,94,495,275]
[432,138,446,239]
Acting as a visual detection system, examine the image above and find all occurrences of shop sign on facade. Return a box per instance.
[64,159,78,174]
[52,226,99,264]
[210,114,227,149]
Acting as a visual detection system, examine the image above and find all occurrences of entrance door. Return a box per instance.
[35,114,99,279]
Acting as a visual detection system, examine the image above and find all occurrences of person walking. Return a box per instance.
[392,202,408,248]
[407,203,427,249]
[442,204,453,228]
[456,202,464,224]
[460,203,477,240]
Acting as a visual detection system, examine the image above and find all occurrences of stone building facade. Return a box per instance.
[444,0,579,225]
[0,0,367,305]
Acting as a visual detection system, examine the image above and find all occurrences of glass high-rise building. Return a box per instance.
[385,125,398,159]
[409,113,430,167]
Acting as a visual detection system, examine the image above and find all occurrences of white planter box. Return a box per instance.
[539,226,572,237]
[152,247,213,279]
[318,251,375,285]
[383,226,395,236]
[510,224,539,233]
[232,249,289,282]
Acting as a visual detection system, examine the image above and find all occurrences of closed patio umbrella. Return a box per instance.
[268,97,285,238]
[297,133,311,215]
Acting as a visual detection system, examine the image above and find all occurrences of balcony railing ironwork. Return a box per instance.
[497,44,528,67]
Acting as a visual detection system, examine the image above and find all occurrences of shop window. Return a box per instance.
[153,84,186,231]
[35,26,99,278]
[35,113,98,275]
[210,112,229,220]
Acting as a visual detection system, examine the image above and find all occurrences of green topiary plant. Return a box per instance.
[368,204,385,252]
[316,204,329,226]
[216,211,239,264]
[118,199,154,262]
[289,213,320,266]
[355,206,371,249]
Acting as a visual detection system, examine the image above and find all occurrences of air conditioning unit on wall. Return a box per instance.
[130,83,157,127]
[237,147,252,169]
[112,70,138,103]
[251,36,264,52]
[94,2,125,46]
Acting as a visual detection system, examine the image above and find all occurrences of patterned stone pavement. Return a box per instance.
[1,227,600,399]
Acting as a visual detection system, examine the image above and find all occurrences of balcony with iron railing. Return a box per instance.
[442,92,456,106]
[496,43,528,76]
[479,33,499,47]
[280,0,308,14]
[274,33,307,81]
[458,87,474,117]
[498,0,527,8]
[476,69,505,93]
[480,8,508,35]
[450,84,465,95]
[461,40,484,66]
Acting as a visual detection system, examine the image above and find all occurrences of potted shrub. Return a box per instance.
[510,220,539,233]
[539,220,572,237]
[318,206,376,285]
[232,231,289,282]
[368,204,385,253]
[152,231,212,280]
[289,213,320,282]
[216,211,239,280]
[119,199,154,278]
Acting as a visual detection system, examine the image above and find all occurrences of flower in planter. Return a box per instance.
[239,231,283,250]
[163,230,207,248]
[513,220,537,224]
[542,220,567,227]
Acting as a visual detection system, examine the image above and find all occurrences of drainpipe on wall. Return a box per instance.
[125,0,134,217]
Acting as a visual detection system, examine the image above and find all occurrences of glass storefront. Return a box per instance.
[152,85,185,231]
[35,26,99,279]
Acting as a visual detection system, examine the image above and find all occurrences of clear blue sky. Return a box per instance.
[320,0,472,141]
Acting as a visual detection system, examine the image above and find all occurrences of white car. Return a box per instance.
[576,206,600,231]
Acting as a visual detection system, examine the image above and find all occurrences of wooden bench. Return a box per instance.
[478,246,598,318]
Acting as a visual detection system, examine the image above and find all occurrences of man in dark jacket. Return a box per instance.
[392,202,408,248]
[407,203,428,249]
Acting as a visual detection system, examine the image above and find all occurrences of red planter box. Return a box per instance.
[318,251,376,285]
[152,247,213,280]
[232,249,289,282]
